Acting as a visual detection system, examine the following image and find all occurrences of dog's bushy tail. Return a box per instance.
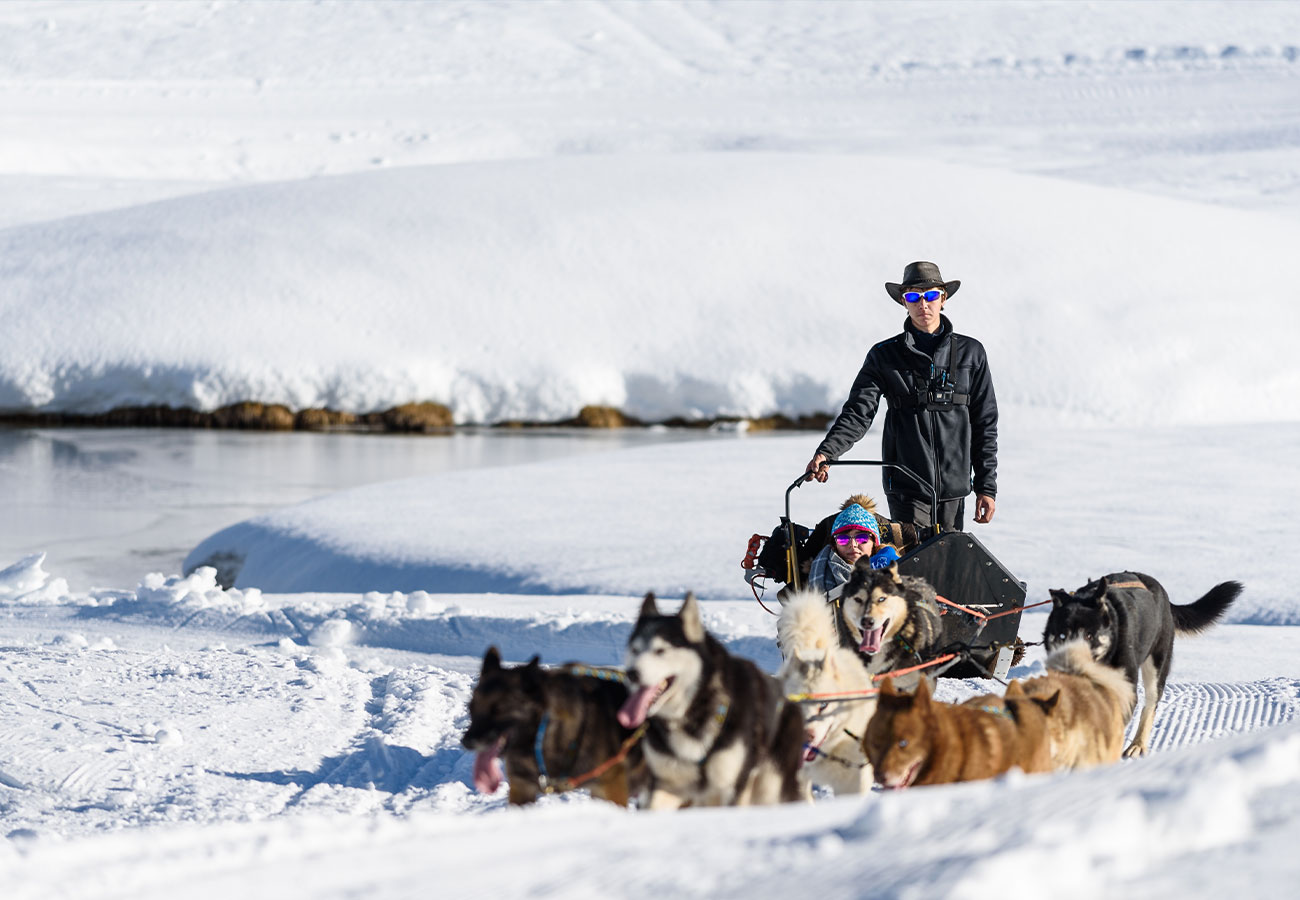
[1047,639,1136,717]
[1172,581,1243,635]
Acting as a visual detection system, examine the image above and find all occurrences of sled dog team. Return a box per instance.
[462,562,1242,808]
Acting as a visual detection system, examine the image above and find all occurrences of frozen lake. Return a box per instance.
[0,426,732,592]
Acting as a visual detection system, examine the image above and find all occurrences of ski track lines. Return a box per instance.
[1148,678,1299,753]
[587,1,742,80]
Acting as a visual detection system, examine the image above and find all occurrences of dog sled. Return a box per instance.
[742,460,1026,680]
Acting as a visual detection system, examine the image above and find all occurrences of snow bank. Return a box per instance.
[74,566,778,669]
[2,154,1297,425]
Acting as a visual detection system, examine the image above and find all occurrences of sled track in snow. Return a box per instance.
[279,664,477,809]
[1146,678,1300,753]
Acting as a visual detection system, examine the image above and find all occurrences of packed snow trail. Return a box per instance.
[1,587,1298,898]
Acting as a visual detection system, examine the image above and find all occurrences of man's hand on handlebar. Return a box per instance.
[804,453,830,483]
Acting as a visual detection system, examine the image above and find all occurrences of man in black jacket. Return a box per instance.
[804,261,998,530]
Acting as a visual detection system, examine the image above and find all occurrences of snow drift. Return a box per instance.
[2,153,1297,425]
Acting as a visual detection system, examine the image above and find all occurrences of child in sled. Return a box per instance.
[807,497,901,597]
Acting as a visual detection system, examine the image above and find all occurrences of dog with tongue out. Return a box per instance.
[620,592,810,809]
[837,561,945,692]
[461,648,646,807]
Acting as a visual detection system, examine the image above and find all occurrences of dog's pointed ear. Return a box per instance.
[913,677,932,705]
[1039,689,1062,715]
[1049,589,1073,607]
[878,676,898,698]
[888,561,902,584]
[639,592,659,620]
[519,655,546,698]
[680,592,705,644]
[481,646,502,673]
[1004,680,1026,698]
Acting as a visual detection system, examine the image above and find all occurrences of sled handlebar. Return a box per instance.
[786,460,939,524]
[783,461,940,589]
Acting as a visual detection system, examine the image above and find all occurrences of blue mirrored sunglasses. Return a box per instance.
[902,289,944,304]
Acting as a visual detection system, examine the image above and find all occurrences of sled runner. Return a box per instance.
[742,460,1026,680]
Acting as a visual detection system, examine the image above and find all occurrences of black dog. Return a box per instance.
[1044,572,1242,756]
[461,647,646,806]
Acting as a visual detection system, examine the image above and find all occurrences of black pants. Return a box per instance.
[886,493,964,531]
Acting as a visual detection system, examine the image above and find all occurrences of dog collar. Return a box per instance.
[975,704,1014,721]
[560,664,628,684]
[534,714,551,790]
[533,713,578,794]
[895,633,920,660]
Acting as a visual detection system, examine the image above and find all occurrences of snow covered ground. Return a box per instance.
[3,2,1300,897]
[2,557,1298,899]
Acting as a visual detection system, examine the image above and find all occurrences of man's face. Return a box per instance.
[904,288,946,333]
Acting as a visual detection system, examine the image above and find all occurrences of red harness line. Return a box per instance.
[560,723,649,791]
[935,595,1053,621]
[870,652,958,683]
[789,653,961,702]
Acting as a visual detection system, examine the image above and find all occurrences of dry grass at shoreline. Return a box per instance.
[0,403,832,433]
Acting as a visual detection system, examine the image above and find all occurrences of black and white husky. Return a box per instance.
[837,562,944,690]
[619,592,808,809]
[1044,572,1242,757]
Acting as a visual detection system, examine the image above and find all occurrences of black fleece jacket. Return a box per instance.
[816,315,998,503]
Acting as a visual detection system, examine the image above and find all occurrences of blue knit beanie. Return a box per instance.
[832,504,879,541]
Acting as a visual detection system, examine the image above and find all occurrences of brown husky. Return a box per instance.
[864,677,1053,788]
[964,683,1054,776]
[1015,639,1135,769]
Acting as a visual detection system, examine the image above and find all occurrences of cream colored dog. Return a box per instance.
[777,591,874,794]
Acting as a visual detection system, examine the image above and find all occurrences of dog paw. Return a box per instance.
[1122,743,1147,758]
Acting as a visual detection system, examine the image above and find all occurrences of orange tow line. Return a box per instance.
[934,595,1053,621]
[787,652,960,703]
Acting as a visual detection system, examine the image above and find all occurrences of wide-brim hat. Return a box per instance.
[885,261,961,306]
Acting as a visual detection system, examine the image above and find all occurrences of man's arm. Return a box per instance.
[815,352,885,462]
[968,347,999,521]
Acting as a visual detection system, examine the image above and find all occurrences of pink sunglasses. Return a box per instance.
[834,533,876,547]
